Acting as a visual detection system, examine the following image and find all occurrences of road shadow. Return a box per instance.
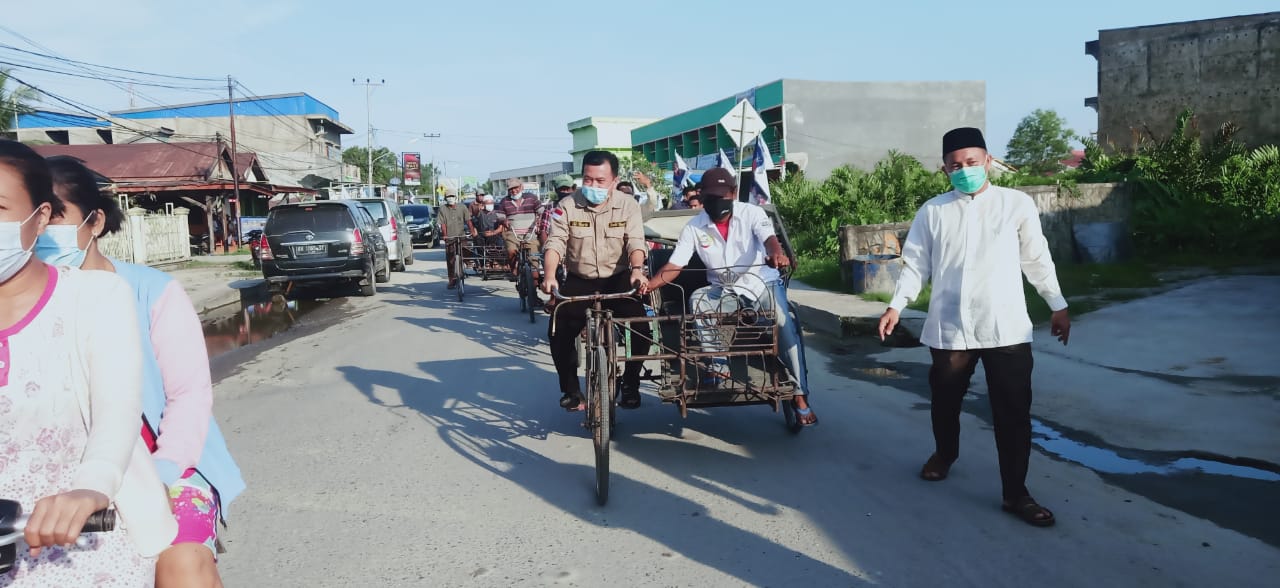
[335,287,872,585]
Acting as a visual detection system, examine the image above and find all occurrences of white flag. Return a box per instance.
[673,152,691,197]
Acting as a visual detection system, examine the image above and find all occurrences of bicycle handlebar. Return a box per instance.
[551,288,638,302]
[0,499,115,550]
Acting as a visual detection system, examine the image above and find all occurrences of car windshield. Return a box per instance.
[357,200,390,222]
[267,204,354,233]
[400,205,432,221]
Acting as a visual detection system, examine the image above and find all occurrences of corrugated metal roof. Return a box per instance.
[32,142,266,184]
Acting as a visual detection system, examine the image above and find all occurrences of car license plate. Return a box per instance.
[292,244,326,256]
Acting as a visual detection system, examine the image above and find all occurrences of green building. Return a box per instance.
[631,79,986,180]
[567,116,656,174]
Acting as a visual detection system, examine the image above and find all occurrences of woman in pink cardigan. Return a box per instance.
[37,156,244,588]
[0,140,175,585]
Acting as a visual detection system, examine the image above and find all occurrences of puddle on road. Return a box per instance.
[202,298,324,358]
[1032,420,1280,482]
[814,334,1280,546]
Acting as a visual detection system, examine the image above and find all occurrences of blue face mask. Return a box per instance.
[581,186,609,205]
[949,165,988,194]
[35,213,94,268]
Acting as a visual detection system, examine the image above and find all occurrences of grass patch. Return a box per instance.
[859,284,931,312]
[792,255,846,292]
[231,261,258,272]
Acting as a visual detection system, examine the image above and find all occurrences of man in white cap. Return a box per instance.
[878,126,1071,528]
[473,194,504,257]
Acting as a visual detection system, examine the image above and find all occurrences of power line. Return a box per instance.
[0,32,223,82]
[232,81,321,145]
[7,72,247,162]
[0,58,223,91]
[0,31,225,115]
[377,128,567,141]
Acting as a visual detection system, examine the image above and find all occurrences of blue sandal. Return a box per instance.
[794,406,819,426]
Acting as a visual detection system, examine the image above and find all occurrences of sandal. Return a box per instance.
[919,453,954,481]
[1002,496,1056,527]
[793,404,819,427]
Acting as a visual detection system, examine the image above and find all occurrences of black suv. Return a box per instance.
[399,204,439,248]
[259,200,391,296]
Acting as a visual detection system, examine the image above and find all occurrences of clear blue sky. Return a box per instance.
[7,0,1277,180]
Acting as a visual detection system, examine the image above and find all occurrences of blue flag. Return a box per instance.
[750,138,773,205]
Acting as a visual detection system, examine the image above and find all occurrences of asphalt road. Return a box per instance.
[214,248,1278,587]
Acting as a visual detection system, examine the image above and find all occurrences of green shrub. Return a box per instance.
[1082,110,1280,255]
[774,150,950,257]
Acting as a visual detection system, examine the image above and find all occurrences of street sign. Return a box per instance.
[719,99,766,149]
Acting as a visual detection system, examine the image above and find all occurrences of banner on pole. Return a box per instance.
[402,152,422,186]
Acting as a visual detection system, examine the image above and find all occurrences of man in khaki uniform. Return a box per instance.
[542,150,651,410]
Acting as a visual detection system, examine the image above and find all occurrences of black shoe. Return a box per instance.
[559,392,583,410]
[618,382,641,409]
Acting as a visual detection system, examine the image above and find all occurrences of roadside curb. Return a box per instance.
[196,278,268,319]
[788,280,926,345]
[794,300,925,343]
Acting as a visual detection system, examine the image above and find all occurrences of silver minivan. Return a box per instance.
[355,198,415,271]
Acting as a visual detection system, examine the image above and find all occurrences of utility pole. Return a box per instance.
[353,78,385,198]
[422,132,440,204]
[227,75,242,253]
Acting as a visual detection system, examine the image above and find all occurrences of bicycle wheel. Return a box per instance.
[522,263,537,323]
[516,261,529,312]
[454,250,465,302]
[592,344,612,506]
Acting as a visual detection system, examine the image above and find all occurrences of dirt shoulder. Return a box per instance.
[162,258,262,316]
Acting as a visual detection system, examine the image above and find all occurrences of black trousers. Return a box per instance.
[928,343,1034,502]
[548,272,651,395]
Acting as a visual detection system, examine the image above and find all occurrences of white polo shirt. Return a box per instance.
[890,185,1068,350]
[670,201,780,300]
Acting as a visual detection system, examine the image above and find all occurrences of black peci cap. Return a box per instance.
[942,127,987,156]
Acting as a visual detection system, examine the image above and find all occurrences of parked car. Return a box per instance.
[354,198,414,271]
[399,204,439,248]
[245,229,263,268]
[259,200,390,297]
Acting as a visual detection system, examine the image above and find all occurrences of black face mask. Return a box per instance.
[703,196,733,219]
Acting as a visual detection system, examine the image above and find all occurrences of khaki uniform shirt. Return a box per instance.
[544,189,646,279]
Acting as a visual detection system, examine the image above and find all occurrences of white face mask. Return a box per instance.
[483,204,495,212]
[445,198,457,205]
[0,209,41,283]
[35,211,96,268]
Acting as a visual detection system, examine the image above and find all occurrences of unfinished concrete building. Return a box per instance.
[1086,12,1280,148]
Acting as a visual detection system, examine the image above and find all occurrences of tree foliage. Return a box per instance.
[619,154,671,196]
[1006,109,1077,175]
[341,146,400,185]
[1,69,39,131]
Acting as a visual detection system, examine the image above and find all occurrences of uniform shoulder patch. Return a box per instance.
[551,208,564,218]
